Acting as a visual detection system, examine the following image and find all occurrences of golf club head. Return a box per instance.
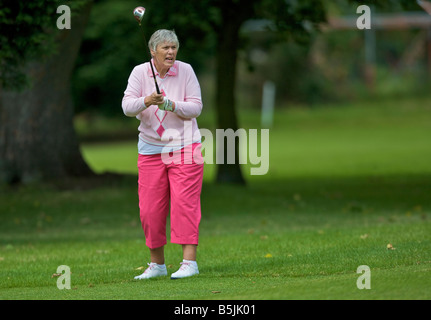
[133,6,146,24]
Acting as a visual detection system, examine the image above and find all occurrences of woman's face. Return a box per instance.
[151,41,178,73]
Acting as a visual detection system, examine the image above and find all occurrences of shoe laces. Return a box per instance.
[179,262,190,270]
[144,262,156,273]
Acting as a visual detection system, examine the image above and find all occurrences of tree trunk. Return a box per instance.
[0,3,93,184]
[214,4,246,185]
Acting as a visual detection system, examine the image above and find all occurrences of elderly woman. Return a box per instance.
[122,29,204,280]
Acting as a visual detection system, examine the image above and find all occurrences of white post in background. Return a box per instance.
[261,80,275,128]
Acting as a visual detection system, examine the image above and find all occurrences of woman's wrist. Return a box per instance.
[143,96,151,108]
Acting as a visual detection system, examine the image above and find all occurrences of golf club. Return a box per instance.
[133,6,161,94]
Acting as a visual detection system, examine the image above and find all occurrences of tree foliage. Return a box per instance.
[0,0,90,89]
[0,0,93,184]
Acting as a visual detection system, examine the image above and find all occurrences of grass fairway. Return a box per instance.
[1,97,430,301]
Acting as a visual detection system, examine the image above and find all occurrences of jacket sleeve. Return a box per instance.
[173,64,203,119]
[122,66,147,117]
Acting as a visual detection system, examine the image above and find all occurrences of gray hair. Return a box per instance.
[148,29,180,52]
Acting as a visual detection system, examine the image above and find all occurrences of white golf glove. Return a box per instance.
[158,97,174,112]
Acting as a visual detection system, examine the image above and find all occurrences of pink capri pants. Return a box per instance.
[137,143,204,249]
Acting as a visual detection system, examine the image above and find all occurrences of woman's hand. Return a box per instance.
[144,92,164,108]
[157,97,175,112]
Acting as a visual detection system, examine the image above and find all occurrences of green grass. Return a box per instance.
[1,97,431,300]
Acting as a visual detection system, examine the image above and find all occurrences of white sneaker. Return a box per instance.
[171,261,199,279]
[134,263,167,280]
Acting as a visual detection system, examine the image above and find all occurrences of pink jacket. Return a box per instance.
[122,60,202,147]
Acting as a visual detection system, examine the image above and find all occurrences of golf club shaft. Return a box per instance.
[140,25,161,94]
